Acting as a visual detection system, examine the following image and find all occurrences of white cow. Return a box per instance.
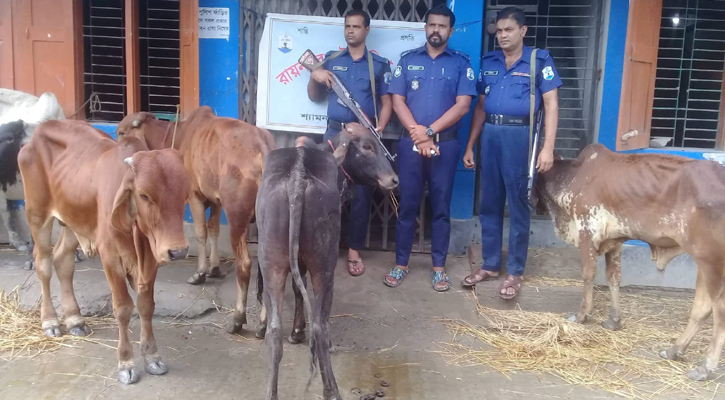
[0,89,65,254]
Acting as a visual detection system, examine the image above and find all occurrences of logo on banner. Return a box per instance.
[278,34,294,53]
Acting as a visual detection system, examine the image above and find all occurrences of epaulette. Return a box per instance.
[482,50,501,60]
[450,48,471,61]
[370,52,389,64]
[400,46,424,58]
[534,48,551,61]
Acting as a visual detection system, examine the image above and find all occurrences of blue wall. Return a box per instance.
[448,0,483,219]
[598,0,629,150]
[199,0,240,118]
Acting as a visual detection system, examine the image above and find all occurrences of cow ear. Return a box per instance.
[333,132,352,166]
[111,171,138,233]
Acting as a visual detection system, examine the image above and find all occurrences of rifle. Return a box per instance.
[298,49,396,162]
[527,107,544,201]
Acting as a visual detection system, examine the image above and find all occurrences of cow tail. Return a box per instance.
[287,170,317,391]
[256,261,263,305]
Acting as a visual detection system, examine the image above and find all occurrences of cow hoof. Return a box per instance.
[118,367,140,385]
[687,366,711,381]
[255,323,267,339]
[566,313,586,324]
[288,328,306,344]
[69,325,91,337]
[601,317,621,331]
[74,250,85,263]
[43,322,62,337]
[208,267,222,278]
[145,359,169,376]
[24,261,35,271]
[187,273,207,285]
[660,347,682,361]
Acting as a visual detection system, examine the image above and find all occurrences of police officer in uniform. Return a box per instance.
[307,9,393,277]
[384,5,477,292]
[461,7,562,299]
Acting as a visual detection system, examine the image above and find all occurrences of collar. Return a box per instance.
[340,46,369,63]
[327,139,355,185]
[417,45,454,58]
[495,45,532,68]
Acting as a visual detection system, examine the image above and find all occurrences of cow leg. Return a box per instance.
[690,295,725,381]
[0,194,28,252]
[53,227,89,336]
[311,274,341,400]
[101,253,139,384]
[602,244,623,331]
[660,269,712,362]
[289,264,308,344]
[263,269,287,400]
[224,190,255,334]
[188,196,210,285]
[137,264,167,376]
[568,241,597,324]
[32,217,61,337]
[207,202,222,278]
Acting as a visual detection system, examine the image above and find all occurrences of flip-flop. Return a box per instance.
[499,275,523,300]
[431,270,451,292]
[461,269,500,288]
[383,267,409,288]
[348,258,365,276]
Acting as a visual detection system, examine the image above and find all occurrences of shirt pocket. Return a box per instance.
[510,76,531,99]
[355,75,372,94]
[438,66,458,96]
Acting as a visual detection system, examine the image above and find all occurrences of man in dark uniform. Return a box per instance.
[307,9,393,277]
[383,5,477,292]
[461,7,562,299]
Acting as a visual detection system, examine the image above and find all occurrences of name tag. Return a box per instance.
[332,66,348,71]
[512,72,530,77]
[483,70,498,76]
[407,65,425,71]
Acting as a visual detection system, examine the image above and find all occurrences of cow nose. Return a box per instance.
[169,248,189,261]
[392,176,399,186]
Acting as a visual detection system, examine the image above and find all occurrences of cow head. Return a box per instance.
[111,149,191,264]
[0,120,26,192]
[329,123,399,190]
[531,152,569,216]
[116,112,170,150]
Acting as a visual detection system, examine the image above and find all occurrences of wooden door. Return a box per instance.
[179,0,199,119]
[0,0,13,88]
[11,0,82,118]
[617,0,663,150]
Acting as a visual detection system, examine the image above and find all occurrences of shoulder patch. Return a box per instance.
[384,71,392,85]
[393,65,402,78]
[542,66,555,81]
[467,67,475,81]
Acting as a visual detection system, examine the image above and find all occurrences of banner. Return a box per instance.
[256,13,426,134]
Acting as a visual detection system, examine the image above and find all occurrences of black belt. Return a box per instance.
[402,129,457,143]
[485,114,530,126]
[327,118,352,132]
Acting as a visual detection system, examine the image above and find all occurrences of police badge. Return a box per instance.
[384,72,392,85]
[484,85,490,95]
[394,65,402,78]
[467,67,475,81]
[411,79,419,91]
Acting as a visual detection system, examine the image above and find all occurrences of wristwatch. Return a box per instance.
[426,127,435,137]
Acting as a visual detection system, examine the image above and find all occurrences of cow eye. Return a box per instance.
[363,144,373,151]
[140,194,150,201]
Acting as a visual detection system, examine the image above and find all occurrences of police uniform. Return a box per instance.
[321,47,392,252]
[476,45,562,277]
[388,45,478,268]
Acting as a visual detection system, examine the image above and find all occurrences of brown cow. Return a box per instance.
[116,106,276,334]
[18,119,191,384]
[534,143,725,381]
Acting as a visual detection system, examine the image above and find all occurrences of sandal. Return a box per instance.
[461,269,499,288]
[499,275,523,300]
[383,267,409,288]
[348,258,365,276]
[431,270,451,292]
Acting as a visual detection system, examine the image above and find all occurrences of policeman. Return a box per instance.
[384,5,477,292]
[461,7,562,299]
[307,9,393,277]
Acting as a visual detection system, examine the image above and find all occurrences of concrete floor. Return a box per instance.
[0,245,720,400]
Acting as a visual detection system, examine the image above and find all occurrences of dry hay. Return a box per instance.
[438,278,723,400]
[0,288,116,361]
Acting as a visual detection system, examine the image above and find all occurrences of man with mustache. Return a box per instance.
[384,4,477,292]
[461,6,562,299]
[307,9,393,277]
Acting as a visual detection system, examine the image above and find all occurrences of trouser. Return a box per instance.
[478,122,531,277]
[323,127,372,251]
[395,136,460,267]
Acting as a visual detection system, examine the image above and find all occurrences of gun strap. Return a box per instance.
[368,51,379,128]
[529,48,537,167]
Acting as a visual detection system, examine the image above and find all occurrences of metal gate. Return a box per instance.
[651,0,725,149]
[240,0,445,253]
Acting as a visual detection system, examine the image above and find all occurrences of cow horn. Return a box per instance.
[132,119,141,127]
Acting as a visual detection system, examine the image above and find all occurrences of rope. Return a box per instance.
[171,104,180,149]
[66,92,101,119]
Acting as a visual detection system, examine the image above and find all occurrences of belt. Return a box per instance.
[402,129,457,143]
[485,114,530,126]
[327,118,352,132]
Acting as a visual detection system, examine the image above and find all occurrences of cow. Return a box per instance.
[256,123,399,400]
[0,89,65,254]
[18,119,191,384]
[116,106,276,334]
[533,143,725,381]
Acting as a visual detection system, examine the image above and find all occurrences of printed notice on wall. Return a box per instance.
[199,7,230,39]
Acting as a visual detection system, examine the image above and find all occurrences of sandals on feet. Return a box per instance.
[461,269,499,288]
[383,267,409,288]
[348,258,365,276]
[499,275,523,300]
[431,270,451,292]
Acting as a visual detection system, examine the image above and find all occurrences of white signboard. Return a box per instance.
[257,13,426,134]
[199,7,230,39]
